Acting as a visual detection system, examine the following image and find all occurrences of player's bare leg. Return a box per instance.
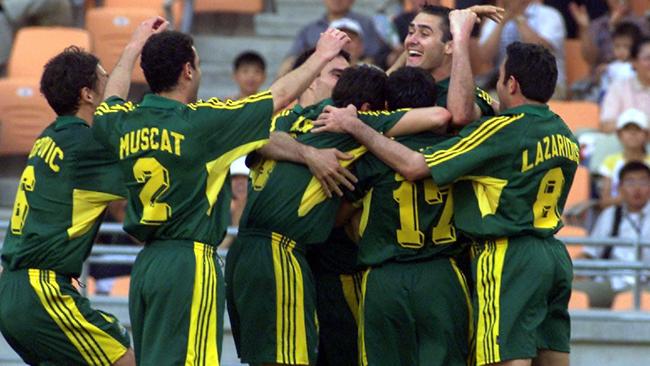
[112,349,136,366]
[533,350,569,366]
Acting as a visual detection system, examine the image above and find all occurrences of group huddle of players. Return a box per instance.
[0,4,578,366]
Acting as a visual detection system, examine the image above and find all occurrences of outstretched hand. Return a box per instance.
[467,5,505,24]
[312,104,359,134]
[130,16,169,49]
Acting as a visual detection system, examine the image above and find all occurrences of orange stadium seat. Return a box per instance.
[557,225,587,259]
[564,39,590,88]
[612,290,650,311]
[0,78,56,155]
[548,100,600,132]
[85,7,159,83]
[103,0,184,28]
[631,0,650,16]
[569,289,590,309]
[193,0,263,13]
[7,27,92,79]
[565,166,590,208]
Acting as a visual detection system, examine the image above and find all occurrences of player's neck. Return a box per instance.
[158,90,193,105]
[75,106,94,126]
[431,62,452,83]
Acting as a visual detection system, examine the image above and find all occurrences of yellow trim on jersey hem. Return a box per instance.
[28,269,127,365]
[271,233,308,365]
[185,242,219,366]
[476,239,508,366]
[425,114,524,168]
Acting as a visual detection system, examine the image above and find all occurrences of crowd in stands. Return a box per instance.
[0,0,649,308]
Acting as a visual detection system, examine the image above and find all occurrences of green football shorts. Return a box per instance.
[0,268,130,365]
[359,257,472,366]
[226,230,318,365]
[471,236,572,366]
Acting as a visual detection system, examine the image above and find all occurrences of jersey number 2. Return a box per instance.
[10,166,36,235]
[133,157,171,225]
[393,175,455,249]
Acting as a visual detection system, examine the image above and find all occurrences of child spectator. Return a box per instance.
[598,22,641,100]
[231,50,267,99]
[598,108,650,208]
[575,161,650,308]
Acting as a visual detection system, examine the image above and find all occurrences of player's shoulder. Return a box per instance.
[94,96,136,117]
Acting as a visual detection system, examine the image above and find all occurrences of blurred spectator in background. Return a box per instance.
[477,0,567,98]
[231,50,267,100]
[277,0,386,77]
[600,37,650,132]
[597,22,641,100]
[598,109,650,208]
[546,0,609,39]
[219,157,250,249]
[569,0,650,74]
[575,161,650,308]
[330,17,368,64]
[89,200,138,295]
[0,0,73,73]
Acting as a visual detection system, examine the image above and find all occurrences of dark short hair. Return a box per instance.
[631,36,650,60]
[233,51,266,72]
[419,5,452,42]
[40,46,99,116]
[141,31,196,93]
[613,22,642,43]
[332,64,387,110]
[619,161,650,182]
[504,42,557,103]
[386,66,437,109]
[292,48,351,70]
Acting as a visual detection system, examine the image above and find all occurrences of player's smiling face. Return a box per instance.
[405,13,448,73]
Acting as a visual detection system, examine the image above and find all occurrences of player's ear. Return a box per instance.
[184,62,194,80]
[359,102,371,112]
[80,86,93,104]
[508,75,518,95]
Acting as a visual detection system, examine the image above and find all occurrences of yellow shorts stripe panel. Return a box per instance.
[29,269,127,366]
[358,268,371,366]
[272,233,309,365]
[185,242,220,366]
[450,258,475,366]
[476,239,508,366]
[340,273,363,325]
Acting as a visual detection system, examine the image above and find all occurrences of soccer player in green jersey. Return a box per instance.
[349,66,472,366]
[226,64,453,366]
[92,26,352,365]
[391,4,503,124]
[0,17,166,366]
[314,12,577,366]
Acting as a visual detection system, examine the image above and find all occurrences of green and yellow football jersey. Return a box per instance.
[240,100,407,245]
[435,78,495,117]
[92,92,274,245]
[1,116,125,277]
[353,132,462,266]
[424,104,579,239]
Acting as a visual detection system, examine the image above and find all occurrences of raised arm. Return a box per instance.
[103,16,169,100]
[313,105,430,181]
[269,28,350,112]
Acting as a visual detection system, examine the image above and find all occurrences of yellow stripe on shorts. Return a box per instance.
[476,239,508,366]
[450,258,475,366]
[358,268,371,366]
[28,269,126,366]
[271,232,308,365]
[185,242,219,366]
[340,272,364,325]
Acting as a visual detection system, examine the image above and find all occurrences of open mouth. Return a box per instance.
[406,50,423,65]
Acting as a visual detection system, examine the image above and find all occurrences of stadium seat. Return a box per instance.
[612,290,650,311]
[569,289,590,309]
[631,0,650,16]
[565,165,590,209]
[193,0,263,14]
[7,27,92,79]
[548,100,600,132]
[557,225,587,259]
[103,0,184,29]
[0,78,56,155]
[564,39,590,88]
[85,7,159,83]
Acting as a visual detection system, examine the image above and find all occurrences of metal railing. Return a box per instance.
[1,220,649,310]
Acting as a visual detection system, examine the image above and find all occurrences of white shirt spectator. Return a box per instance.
[585,202,650,291]
[600,61,636,95]
[600,76,650,124]
[479,2,567,89]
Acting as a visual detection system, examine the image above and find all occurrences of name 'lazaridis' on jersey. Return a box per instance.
[521,133,580,173]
